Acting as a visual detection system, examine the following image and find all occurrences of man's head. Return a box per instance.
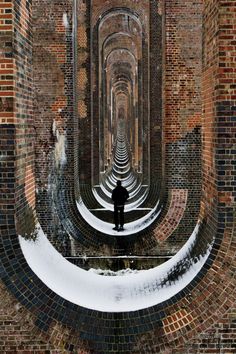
[117,180,121,186]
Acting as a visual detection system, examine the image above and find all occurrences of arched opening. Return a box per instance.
[77,7,163,233]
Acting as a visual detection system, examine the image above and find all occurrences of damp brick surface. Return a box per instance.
[0,0,236,353]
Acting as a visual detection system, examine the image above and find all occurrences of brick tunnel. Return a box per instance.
[0,0,236,353]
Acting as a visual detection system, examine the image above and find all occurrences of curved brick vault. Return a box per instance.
[0,0,236,353]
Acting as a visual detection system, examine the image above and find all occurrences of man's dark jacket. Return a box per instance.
[112,185,129,206]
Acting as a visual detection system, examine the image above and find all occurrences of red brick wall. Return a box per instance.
[164,0,202,142]
[0,0,14,124]
[14,0,36,237]
[201,0,219,219]
[0,0,15,240]
[163,0,203,246]
[33,0,72,189]
[0,0,35,237]
[0,0,236,353]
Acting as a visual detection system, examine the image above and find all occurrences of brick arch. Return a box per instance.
[1,0,236,353]
[91,7,147,186]
[7,0,199,253]
[30,0,201,256]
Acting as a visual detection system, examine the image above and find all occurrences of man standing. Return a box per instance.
[112,180,129,231]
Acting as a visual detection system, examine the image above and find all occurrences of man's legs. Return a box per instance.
[113,206,119,230]
[119,206,124,230]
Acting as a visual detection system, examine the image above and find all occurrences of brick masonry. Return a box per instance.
[0,0,236,353]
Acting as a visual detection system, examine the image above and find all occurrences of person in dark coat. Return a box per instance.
[112,180,129,231]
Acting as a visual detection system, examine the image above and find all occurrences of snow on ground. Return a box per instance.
[76,197,161,236]
[88,268,144,276]
[19,222,213,312]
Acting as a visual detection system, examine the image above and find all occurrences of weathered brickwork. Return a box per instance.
[77,0,91,184]
[14,0,36,238]
[164,0,203,244]
[33,0,75,252]
[0,0,15,245]
[154,189,188,244]
[0,1,14,125]
[0,0,235,353]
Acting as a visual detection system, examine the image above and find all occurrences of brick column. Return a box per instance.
[0,0,15,238]
[202,0,236,224]
[0,0,35,238]
[14,0,35,236]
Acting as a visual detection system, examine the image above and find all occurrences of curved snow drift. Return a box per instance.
[76,197,160,236]
[19,223,212,312]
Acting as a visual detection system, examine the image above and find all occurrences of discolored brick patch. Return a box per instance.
[163,309,195,334]
[154,189,188,243]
